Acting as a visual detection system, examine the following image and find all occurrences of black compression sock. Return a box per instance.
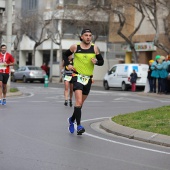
[71,106,81,125]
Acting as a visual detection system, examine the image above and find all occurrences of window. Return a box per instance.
[63,20,108,37]
[90,0,105,6]
[28,0,38,10]
[63,20,79,35]
[110,66,117,74]
[64,0,78,5]
[90,0,96,5]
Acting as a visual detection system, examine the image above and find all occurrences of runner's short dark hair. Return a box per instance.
[81,29,92,35]
[80,29,92,41]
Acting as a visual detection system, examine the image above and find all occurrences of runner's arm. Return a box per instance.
[94,45,104,66]
[4,54,15,66]
[63,44,76,66]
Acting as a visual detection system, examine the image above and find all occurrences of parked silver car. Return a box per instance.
[12,66,46,83]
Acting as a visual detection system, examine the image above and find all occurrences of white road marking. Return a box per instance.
[124,98,151,103]
[81,117,170,155]
[114,97,124,100]
[85,101,103,103]
[111,101,128,103]
[29,101,48,103]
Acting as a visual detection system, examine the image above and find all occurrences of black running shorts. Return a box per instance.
[72,76,92,95]
[0,73,9,84]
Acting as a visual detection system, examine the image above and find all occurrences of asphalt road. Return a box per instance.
[0,82,170,170]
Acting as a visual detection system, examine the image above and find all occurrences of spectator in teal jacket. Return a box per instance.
[151,55,162,93]
[160,56,168,94]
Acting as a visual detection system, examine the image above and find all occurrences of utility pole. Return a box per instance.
[49,33,53,82]
[49,0,54,82]
[6,0,12,90]
[6,0,12,53]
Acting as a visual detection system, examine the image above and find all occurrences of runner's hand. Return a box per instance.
[4,62,8,66]
[67,65,76,71]
[91,58,97,64]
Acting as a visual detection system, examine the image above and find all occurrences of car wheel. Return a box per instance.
[121,82,127,91]
[104,81,110,90]
[23,76,27,83]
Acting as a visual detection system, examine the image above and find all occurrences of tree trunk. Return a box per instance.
[131,47,138,63]
[59,44,63,83]
[32,47,36,65]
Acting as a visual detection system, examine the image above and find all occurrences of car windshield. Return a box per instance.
[28,67,42,71]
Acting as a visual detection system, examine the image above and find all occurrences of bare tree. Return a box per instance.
[63,2,109,43]
[12,31,22,63]
[85,0,146,63]
[47,27,63,82]
[143,0,170,54]
[16,13,51,65]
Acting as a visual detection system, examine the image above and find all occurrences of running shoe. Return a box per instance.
[77,125,85,135]
[2,99,6,105]
[68,117,74,133]
[69,99,72,107]
[64,100,68,106]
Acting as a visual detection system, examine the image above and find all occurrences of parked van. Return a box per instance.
[103,64,149,91]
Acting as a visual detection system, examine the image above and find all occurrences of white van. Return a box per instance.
[103,64,149,91]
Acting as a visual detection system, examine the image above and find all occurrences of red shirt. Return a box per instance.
[0,52,14,74]
[41,65,48,73]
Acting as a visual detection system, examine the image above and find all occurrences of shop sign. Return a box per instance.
[122,42,157,52]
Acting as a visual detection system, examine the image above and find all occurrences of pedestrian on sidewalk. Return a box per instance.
[64,28,104,135]
[0,44,15,105]
[41,62,48,74]
[130,69,138,92]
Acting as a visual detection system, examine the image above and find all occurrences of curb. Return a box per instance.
[6,91,23,97]
[100,118,170,147]
[138,92,170,99]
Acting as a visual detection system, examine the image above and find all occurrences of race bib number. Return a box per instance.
[77,74,90,85]
[64,75,72,81]
[0,63,6,69]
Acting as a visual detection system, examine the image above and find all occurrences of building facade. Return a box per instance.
[109,1,170,64]
[14,0,123,80]
[3,1,169,80]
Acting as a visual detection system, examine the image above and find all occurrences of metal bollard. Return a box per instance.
[44,75,49,87]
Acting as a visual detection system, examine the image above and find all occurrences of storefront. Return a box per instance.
[122,42,157,64]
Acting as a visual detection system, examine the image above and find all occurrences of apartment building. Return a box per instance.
[0,0,15,45]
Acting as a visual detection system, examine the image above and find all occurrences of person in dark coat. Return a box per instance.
[147,60,155,93]
[130,69,138,92]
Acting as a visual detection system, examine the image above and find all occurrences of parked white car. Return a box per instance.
[103,63,149,91]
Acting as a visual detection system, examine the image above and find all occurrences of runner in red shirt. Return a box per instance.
[0,44,15,105]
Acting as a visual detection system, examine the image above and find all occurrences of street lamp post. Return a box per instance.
[6,0,12,90]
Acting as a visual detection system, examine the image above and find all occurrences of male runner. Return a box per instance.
[0,44,15,105]
[64,29,104,135]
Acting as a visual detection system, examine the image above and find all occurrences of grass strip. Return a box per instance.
[10,88,19,93]
[112,106,170,136]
